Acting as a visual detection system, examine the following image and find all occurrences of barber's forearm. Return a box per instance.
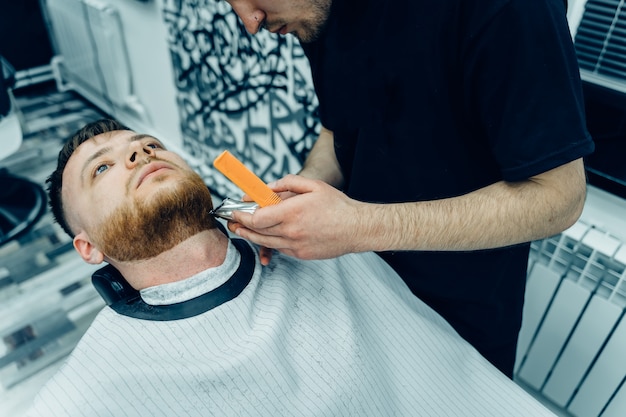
[351,159,587,252]
[299,126,344,188]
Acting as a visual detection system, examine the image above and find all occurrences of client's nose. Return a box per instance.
[127,142,156,166]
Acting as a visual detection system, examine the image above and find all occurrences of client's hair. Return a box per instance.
[47,119,130,237]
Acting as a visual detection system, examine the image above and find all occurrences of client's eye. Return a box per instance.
[146,142,162,149]
[94,164,110,176]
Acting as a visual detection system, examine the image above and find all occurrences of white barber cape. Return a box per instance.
[26,239,554,416]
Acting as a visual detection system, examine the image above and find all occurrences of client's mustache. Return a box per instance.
[126,157,184,193]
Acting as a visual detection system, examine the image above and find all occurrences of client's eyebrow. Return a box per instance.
[80,134,158,181]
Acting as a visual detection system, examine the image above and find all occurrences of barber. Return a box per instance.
[224,0,595,377]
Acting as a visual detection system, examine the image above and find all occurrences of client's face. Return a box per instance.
[63,130,216,262]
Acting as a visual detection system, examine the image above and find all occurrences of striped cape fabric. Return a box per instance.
[26,240,554,416]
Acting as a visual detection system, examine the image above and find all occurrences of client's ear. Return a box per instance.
[73,231,105,264]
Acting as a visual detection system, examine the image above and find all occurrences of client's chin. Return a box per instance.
[94,171,217,262]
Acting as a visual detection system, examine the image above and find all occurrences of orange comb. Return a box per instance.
[213,150,282,207]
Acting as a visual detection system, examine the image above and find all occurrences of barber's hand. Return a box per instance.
[228,188,298,266]
[228,174,363,261]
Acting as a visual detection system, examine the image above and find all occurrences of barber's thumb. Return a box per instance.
[270,174,312,194]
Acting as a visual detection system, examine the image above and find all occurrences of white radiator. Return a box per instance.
[44,0,146,120]
[515,188,626,417]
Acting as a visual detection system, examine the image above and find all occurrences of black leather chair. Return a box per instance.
[91,264,139,306]
[0,56,47,246]
[0,59,10,117]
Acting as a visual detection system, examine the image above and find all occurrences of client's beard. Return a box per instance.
[92,171,217,262]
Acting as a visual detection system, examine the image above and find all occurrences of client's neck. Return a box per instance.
[113,229,230,290]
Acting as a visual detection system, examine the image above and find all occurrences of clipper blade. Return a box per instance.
[210,198,259,221]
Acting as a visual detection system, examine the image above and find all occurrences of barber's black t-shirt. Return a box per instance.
[301,0,594,375]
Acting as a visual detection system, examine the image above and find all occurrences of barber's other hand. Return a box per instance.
[228,174,363,260]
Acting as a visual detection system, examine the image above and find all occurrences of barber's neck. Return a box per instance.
[111,229,230,290]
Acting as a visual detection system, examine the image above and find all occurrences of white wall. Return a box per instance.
[44,0,183,150]
[105,0,182,148]
[566,0,587,37]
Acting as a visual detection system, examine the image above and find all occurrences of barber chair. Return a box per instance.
[0,55,47,246]
[91,264,139,306]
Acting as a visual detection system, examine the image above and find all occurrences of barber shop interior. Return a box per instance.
[1,0,625,416]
